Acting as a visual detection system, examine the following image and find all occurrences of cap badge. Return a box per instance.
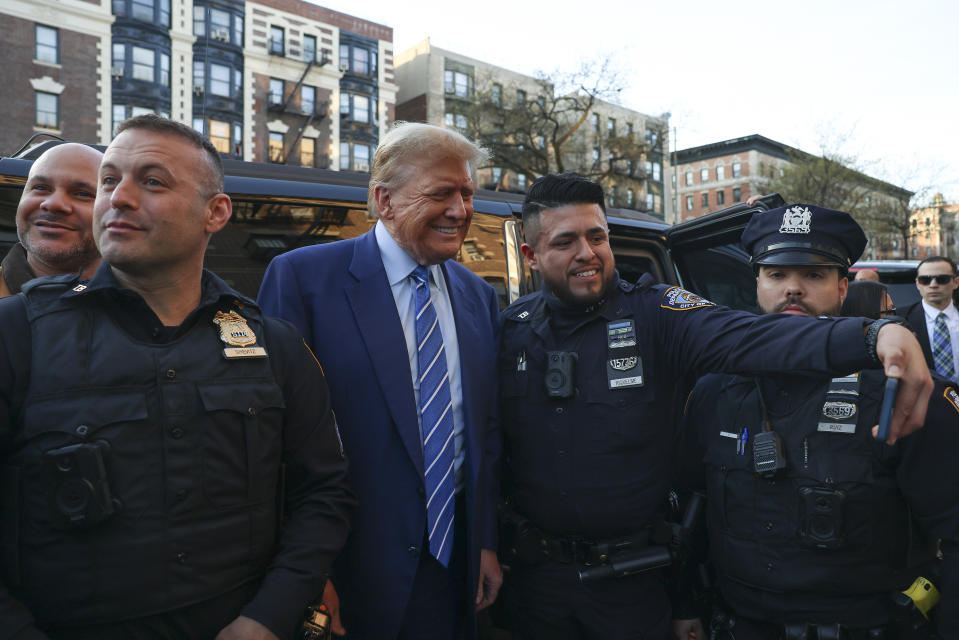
[779,205,812,234]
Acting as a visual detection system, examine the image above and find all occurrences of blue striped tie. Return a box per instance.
[933,312,955,380]
[410,266,455,567]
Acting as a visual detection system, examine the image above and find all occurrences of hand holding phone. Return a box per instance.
[877,377,899,442]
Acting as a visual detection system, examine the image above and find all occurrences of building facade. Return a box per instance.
[672,134,791,223]
[394,39,670,219]
[911,193,959,259]
[0,0,394,170]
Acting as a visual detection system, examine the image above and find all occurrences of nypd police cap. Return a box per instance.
[741,203,867,268]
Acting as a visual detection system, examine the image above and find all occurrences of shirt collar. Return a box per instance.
[375,220,434,285]
[66,261,249,310]
[922,298,958,322]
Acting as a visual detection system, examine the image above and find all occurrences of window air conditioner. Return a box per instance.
[212,28,230,42]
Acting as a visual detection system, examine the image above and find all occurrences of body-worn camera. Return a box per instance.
[42,440,119,531]
[545,351,577,398]
[299,602,332,640]
[797,486,847,550]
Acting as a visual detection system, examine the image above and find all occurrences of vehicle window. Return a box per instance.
[610,243,666,285]
[672,244,758,312]
[0,183,24,255]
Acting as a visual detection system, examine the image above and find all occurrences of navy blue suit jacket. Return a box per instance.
[258,229,501,639]
[903,301,935,369]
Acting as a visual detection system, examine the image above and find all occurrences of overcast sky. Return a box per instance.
[315,0,958,202]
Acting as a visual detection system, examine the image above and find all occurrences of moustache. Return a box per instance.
[774,296,812,315]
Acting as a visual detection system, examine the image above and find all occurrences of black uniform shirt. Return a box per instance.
[0,264,354,640]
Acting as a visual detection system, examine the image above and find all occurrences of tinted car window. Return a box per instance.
[673,244,757,312]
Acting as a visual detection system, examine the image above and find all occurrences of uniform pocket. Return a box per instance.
[197,382,285,507]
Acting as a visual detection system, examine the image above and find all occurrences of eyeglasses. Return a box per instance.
[880,307,898,317]
[917,274,955,285]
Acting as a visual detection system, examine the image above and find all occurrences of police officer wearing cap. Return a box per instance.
[498,180,934,640]
[677,204,959,640]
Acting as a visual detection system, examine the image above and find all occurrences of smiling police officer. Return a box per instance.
[677,204,959,639]
[497,176,934,640]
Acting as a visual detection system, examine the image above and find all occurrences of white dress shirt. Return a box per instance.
[375,221,466,491]
[922,299,959,378]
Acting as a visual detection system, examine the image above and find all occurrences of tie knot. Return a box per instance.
[939,312,949,322]
[411,265,430,285]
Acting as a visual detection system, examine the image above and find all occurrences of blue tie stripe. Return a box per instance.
[933,313,955,379]
[411,265,455,567]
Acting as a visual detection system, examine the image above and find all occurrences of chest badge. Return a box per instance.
[609,356,638,371]
[822,401,856,420]
[213,310,267,359]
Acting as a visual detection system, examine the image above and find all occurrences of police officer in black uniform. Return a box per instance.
[497,175,935,640]
[0,115,355,639]
[677,204,959,639]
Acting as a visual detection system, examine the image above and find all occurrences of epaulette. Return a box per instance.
[20,272,82,294]
[634,272,657,291]
[502,292,544,323]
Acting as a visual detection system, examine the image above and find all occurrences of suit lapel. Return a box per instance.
[443,263,483,487]
[346,231,425,476]
[908,303,934,366]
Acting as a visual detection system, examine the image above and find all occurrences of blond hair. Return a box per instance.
[367,122,489,217]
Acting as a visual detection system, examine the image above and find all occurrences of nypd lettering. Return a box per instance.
[606,320,643,389]
[660,287,715,312]
[213,310,268,359]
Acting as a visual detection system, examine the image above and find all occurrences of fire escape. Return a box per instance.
[267,52,330,165]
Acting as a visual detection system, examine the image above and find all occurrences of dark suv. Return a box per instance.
[0,143,780,311]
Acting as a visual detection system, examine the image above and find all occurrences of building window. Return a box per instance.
[652,162,661,181]
[626,189,634,207]
[340,42,377,76]
[443,69,472,97]
[717,165,725,181]
[268,132,284,162]
[132,46,154,82]
[209,119,231,153]
[35,25,58,64]
[303,34,317,62]
[206,63,229,96]
[592,148,600,168]
[302,85,316,114]
[209,7,231,41]
[115,0,170,26]
[36,92,58,128]
[608,118,615,135]
[625,122,633,136]
[113,43,125,77]
[491,83,502,107]
[444,112,467,131]
[645,127,659,148]
[732,162,741,178]
[516,89,526,107]
[701,192,708,208]
[517,174,527,191]
[269,26,284,55]
[609,186,616,205]
[685,171,693,186]
[301,137,315,167]
[491,167,502,187]
[733,186,742,202]
[340,93,376,123]
[592,113,599,132]
[340,142,371,172]
[716,190,725,206]
[353,94,370,123]
[646,193,655,211]
[269,78,284,105]
[700,168,709,183]
[686,195,693,211]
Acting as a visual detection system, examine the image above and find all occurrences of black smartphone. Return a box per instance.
[877,377,898,442]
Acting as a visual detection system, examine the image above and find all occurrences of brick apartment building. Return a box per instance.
[672,134,790,223]
[0,0,395,170]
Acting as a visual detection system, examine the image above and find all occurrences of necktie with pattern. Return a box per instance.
[410,265,455,567]
[933,312,955,379]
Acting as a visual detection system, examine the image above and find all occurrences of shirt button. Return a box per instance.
[765,522,774,531]
[166,369,176,379]
[408,545,419,555]
[75,425,89,436]
[170,427,184,439]
[176,489,188,501]
[555,407,564,414]
[247,407,257,416]
[177,552,188,563]
[766,562,774,571]
[417,486,426,497]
